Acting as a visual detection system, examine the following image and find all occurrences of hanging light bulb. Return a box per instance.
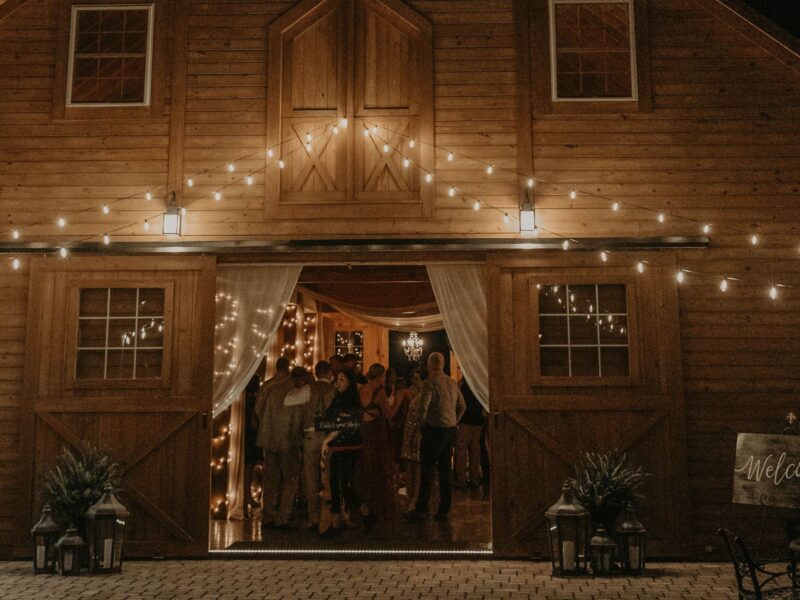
[676,270,685,283]
[448,186,456,197]
[409,139,416,149]
[447,152,454,162]
[187,177,194,187]
[371,125,378,134]
[503,213,510,224]
[402,158,410,168]
[59,247,68,258]
[363,128,370,137]
[245,174,254,186]
[720,278,729,292]
[600,251,608,262]
[636,261,645,273]
[382,143,390,153]
[145,191,152,201]
[425,172,433,183]
[339,117,348,128]
[527,177,535,188]
[703,223,711,234]
[562,239,570,250]
[332,126,339,135]
[102,204,110,215]
[612,202,620,211]
[750,234,759,245]
[11,258,20,270]
[227,162,235,173]
[305,132,312,143]
[569,190,577,200]
[278,159,285,169]
[103,233,110,245]
[770,285,778,300]
[11,229,20,240]
[473,200,481,211]
[305,142,312,152]
[267,148,274,158]
[143,219,150,231]
[214,191,222,201]
[57,217,66,228]
[657,212,665,223]
[486,165,494,175]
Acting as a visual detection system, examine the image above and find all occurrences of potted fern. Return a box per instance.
[41,441,122,538]
[569,450,647,534]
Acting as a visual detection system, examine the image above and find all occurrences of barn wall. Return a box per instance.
[0,258,28,557]
[530,0,800,555]
[1,0,800,558]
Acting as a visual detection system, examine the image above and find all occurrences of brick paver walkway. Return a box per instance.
[0,560,739,599]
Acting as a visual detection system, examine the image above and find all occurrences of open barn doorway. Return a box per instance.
[209,265,492,554]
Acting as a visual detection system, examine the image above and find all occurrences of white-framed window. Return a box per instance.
[549,0,638,101]
[538,283,630,377]
[66,4,155,106]
[76,287,165,379]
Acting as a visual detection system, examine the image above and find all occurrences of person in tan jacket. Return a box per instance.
[257,367,308,528]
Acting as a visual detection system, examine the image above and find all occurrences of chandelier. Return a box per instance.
[402,331,424,362]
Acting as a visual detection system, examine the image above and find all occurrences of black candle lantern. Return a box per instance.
[590,525,616,576]
[31,504,60,574]
[545,481,590,576]
[86,483,129,573]
[616,502,646,574]
[56,528,85,576]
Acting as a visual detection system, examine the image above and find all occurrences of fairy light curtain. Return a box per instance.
[212,265,302,416]
[427,264,489,409]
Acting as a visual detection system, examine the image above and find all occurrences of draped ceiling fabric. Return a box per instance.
[212,265,302,417]
[426,265,490,410]
[296,284,445,332]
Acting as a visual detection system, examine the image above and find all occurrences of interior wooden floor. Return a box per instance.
[210,485,492,552]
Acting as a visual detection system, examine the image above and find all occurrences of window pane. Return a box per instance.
[135,349,163,379]
[540,316,568,346]
[601,347,629,376]
[541,348,569,377]
[539,285,567,314]
[569,316,596,345]
[79,288,108,317]
[106,350,135,379]
[110,288,137,316]
[79,319,107,348]
[598,284,627,313]
[600,314,628,344]
[571,347,599,377]
[138,288,165,316]
[553,1,633,99]
[108,318,137,347]
[136,319,163,348]
[568,285,595,314]
[76,350,105,379]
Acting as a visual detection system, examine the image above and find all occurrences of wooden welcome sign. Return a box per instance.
[733,433,800,509]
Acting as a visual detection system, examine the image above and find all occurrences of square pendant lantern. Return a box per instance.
[31,504,60,574]
[520,189,537,235]
[162,191,183,237]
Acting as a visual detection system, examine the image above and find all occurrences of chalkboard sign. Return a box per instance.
[732,433,800,509]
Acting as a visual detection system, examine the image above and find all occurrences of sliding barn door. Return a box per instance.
[487,254,689,558]
[15,256,216,557]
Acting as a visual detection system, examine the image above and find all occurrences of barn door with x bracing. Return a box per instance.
[15,256,216,557]
[486,254,690,558]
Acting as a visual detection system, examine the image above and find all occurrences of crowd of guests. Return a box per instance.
[243,351,489,539]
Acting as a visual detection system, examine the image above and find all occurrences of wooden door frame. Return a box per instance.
[14,255,216,557]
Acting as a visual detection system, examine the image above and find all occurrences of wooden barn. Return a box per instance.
[1,0,799,560]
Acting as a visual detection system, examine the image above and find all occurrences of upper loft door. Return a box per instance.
[15,256,216,557]
[265,0,433,219]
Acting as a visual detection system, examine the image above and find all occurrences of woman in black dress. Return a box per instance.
[321,369,363,537]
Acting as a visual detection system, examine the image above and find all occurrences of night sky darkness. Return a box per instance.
[742,0,800,38]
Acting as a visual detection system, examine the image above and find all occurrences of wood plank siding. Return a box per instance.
[1,0,800,558]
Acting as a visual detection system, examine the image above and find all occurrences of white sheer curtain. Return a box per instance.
[212,265,301,416]
[427,264,489,409]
